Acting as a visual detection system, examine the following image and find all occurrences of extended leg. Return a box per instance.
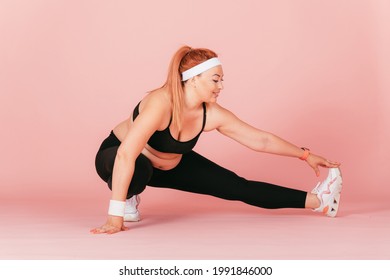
[149,151,307,209]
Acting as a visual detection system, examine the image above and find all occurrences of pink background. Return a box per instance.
[1,0,390,259]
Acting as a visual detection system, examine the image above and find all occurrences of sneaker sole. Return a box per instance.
[324,191,341,217]
[323,171,343,217]
[124,212,141,222]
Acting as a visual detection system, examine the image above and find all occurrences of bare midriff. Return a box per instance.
[112,118,182,170]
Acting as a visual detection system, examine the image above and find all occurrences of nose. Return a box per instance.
[218,81,224,90]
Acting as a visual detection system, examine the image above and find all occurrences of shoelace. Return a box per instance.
[311,182,322,194]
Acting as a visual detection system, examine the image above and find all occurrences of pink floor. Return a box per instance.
[1,188,389,260]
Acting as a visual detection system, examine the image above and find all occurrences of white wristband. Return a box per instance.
[108,200,125,217]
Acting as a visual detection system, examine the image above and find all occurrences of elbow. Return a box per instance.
[243,132,271,152]
[247,136,268,152]
[115,146,134,163]
[114,149,137,173]
[257,134,271,152]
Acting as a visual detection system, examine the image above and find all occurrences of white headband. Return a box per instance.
[181,57,222,81]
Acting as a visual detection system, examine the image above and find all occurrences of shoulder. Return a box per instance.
[139,88,171,114]
[206,102,229,116]
[134,88,172,131]
[204,102,237,131]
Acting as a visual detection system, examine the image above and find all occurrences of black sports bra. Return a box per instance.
[132,101,207,154]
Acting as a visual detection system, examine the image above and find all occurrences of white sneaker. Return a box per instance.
[124,195,141,222]
[312,168,343,217]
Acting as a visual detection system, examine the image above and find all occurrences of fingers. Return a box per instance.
[121,225,129,231]
[308,154,341,177]
[90,227,106,234]
[314,167,320,177]
[90,227,120,235]
[107,228,121,234]
[90,224,127,235]
[324,159,341,168]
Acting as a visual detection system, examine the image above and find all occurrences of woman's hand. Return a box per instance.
[306,153,341,177]
[90,215,128,234]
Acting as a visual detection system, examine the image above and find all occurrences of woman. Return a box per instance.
[91,46,342,235]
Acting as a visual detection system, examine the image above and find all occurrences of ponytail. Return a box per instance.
[161,45,218,131]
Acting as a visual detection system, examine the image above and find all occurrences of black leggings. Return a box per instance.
[95,131,307,209]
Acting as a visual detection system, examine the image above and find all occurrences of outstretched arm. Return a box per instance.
[209,104,340,176]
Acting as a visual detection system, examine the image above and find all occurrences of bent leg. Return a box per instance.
[149,151,306,209]
[95,133,153,199]
[106,153,153,198]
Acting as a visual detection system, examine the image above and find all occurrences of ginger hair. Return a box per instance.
[160,45,218,131]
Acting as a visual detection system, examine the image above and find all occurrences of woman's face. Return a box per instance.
[194,65,224,102]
